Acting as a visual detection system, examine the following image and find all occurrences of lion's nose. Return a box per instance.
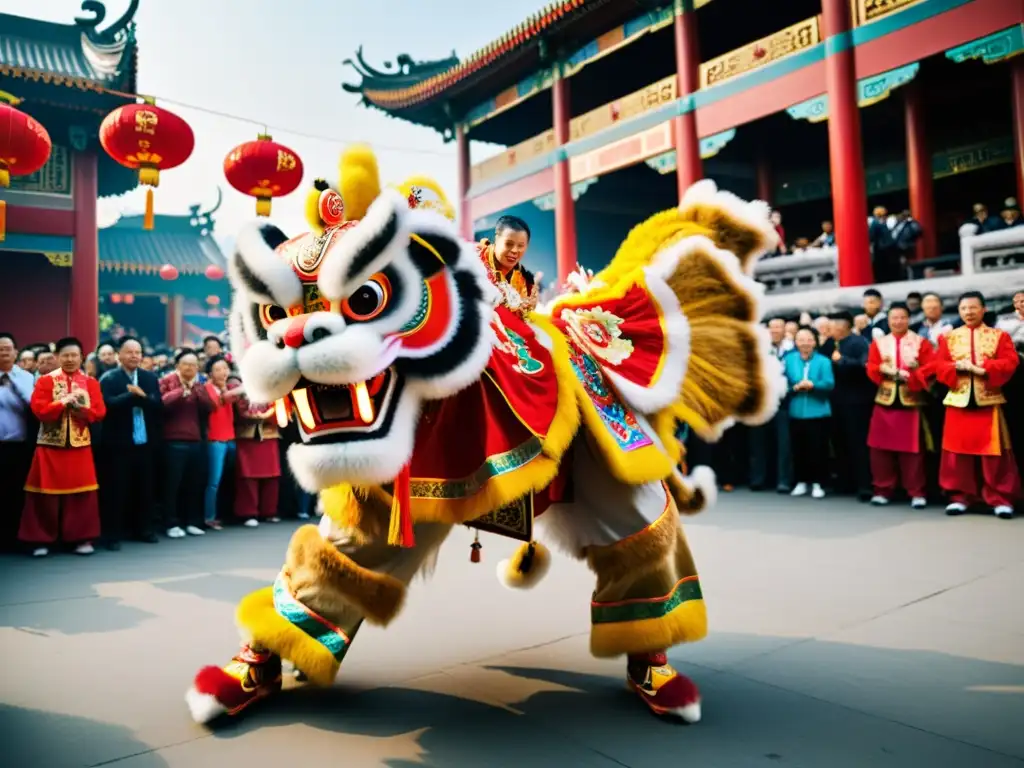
[283,316,311,349]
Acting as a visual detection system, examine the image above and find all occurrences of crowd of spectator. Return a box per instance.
[0,333,316,557]
[686,288,1024,517]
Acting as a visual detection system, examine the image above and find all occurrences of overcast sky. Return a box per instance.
[4,0,544,243]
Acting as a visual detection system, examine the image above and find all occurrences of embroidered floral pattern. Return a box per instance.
[561,306,634,366]
[570,346,652,452]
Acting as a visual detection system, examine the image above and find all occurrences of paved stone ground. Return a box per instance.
[2,491,1023,767]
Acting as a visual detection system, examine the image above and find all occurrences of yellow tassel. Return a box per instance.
[256,197,272,217]
[0,199,6,242]
[143,188,155,231]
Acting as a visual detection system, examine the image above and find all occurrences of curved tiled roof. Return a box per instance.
[99,210,227,275]
[344,0,591,112]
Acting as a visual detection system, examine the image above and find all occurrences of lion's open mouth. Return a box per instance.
[275,369,399,443]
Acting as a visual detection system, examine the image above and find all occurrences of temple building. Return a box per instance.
[343,0,1024,293]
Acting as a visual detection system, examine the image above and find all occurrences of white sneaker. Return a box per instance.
[296,512,310,520]
[267,516,281,523]
[994,505,1014,519]
[32,547,48,558]
[185,525,205,536]
[945,503,967,516]
[911,497,927,509]
[74,543,94,555]
[811,484,826,499]
[167,526,185,538]
[244,519,259,528]
[791,483,809,497]
[870,495,889,506]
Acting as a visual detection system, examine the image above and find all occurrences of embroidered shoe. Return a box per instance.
[626,652,701,723]
[186,644,283,724]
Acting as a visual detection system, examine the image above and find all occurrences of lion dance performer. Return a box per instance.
[187,145,783,724]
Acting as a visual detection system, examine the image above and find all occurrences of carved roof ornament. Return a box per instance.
[74,0,140,45]
[342,45,460,94]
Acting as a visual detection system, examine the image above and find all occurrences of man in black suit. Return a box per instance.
[98,336,162,549]
[820,311,874,501]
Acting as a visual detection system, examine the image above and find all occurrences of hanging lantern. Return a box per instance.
[100,101,195,231]
[123,293,135,305]
[159,264,179,281]
[0,103,52,241]
[204,264,225,281]
[206,294,220,306]
[223,134,304,217]
[110,293,123,304]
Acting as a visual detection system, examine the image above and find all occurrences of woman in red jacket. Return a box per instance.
[230,374,281,526]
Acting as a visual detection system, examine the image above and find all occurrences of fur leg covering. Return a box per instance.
[586,499,707,658]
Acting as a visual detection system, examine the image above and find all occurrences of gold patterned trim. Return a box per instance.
[409,437,544,500]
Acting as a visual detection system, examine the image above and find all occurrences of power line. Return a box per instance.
[98,85,458,159]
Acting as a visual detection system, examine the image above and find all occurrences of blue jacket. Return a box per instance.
[783,352,835,419]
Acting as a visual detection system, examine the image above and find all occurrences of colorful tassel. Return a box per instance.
[387,463,415,547]
[143,187,155,231]
[470,529,482,563]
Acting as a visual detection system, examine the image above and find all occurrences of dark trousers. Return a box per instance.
[831,402,874,496]
[0,439,33,551]
[163,441,205,528]
[791,417,831,485]
[749,409,793,491]
[99,443,156,542]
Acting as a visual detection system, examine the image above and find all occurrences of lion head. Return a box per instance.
[228,175,498,493]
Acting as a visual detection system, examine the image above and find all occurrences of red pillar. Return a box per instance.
[755,156,773,204]
[904,80,935,261]
[553,64,578,286]
[672,0,702,198]
[70,150,99,351]
[1012,57,1024,208]
[821,0,873,287]
[455,123,472,240]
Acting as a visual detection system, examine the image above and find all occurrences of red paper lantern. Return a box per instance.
[159,264,179,281]
[123,293,135,305]
[223,134,304,217]
[100,102,195,231]
[0,103,52,241]
[110,293,123,304]
[204,264,225,281]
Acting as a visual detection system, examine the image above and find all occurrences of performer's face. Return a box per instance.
[888,309,910,335]
[958,297,984,327]
[494,228,529,271]
[59,346,83,374]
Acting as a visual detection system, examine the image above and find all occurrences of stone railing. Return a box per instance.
[959,225,1024,276]
[752,248,839,294]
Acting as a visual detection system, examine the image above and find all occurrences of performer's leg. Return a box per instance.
[539,432,707,722]
[61,491,101,544]
[870,448,899,499]
[898,451,928,501]
[940,450,981,508]
[979,452,1022,511]
[187,492,451,724]
[18,492,59,548]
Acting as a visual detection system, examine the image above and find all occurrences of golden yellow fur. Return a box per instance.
[338,144,381,222]
[285,524,406,626]
[235,587,340,686]
[499,540,551,589]
[594,212,711,288]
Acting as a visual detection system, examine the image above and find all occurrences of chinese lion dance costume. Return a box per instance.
[187,145,783,725]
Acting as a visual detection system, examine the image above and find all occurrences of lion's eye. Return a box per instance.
[343,274,390,321]
[260,304,288,328]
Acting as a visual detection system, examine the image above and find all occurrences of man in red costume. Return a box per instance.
[19,337,106,556]
[866,302,935,508]
[934,292,1020,519]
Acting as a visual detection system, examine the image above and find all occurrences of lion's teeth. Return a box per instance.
[274,398,289,428]
[353,381,375,424]
[291,389,317,430]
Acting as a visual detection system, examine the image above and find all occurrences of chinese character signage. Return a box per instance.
[699,17,820,89]
[854,0,925,26]
[9,144,71,196]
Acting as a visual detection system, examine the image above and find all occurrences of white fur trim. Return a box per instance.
[682,465,717,510]
[672,701,702,724]
[698,416,735,444]
[228,301,249,356]
[317,189,411,301]
[185,687,227,725]
[679,179,778,272]
[236,338,303,405]
[735,323,786,428]
[231,223,303,308]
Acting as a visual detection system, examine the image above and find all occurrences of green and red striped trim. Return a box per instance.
[591,576,702,625]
